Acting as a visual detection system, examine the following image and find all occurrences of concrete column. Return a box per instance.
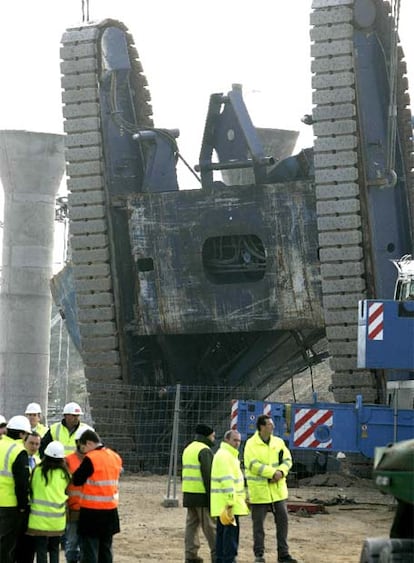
[0,131,65,418]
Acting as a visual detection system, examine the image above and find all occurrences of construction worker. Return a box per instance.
[15,432,42,563]
[27,440,71,563]
[24,403,48,437]
[40,402,87,457]
[65,425,94,563]
[210,430,249,563]
[72,429,123,563]
[0,415,31,563]
[244,414,297,563]
[182,423,217,563]
[0,414,7,438]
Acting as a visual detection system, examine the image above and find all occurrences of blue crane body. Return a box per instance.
[358,299,414,371]
[233,396,414,462]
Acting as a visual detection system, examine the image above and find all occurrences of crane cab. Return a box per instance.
[392,255,414,301]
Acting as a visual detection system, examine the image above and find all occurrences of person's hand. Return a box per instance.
[272,470,283,482]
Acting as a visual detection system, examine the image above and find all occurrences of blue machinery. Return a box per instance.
[358,300,414,371]
[233,397,414,461]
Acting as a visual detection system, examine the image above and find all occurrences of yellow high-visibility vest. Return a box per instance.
[182,441,209,494]
[244,431,292,504]
[28,466,69,533]
[210,441,249,517]
[50,422,88,455]
[0,436,27,507]
[32,422,48,438]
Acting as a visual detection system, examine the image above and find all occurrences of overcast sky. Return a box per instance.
[0,1,315,157]
[0,1,412,175]
[0,1,413,262]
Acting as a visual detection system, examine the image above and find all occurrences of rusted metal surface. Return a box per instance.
[128,180,324,335]
[287,500,326,515]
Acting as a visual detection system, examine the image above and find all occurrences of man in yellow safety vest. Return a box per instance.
[40,402,88,457]
[0,415,31,563]
[24,402,48,437]
[244,414,297,563]
[210,429,249,563]
[182,423,216,563]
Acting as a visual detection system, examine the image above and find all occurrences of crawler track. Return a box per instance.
[61,20,152,455]
[311,0,414,402]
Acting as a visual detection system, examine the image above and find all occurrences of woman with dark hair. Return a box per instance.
[26,440,71,563]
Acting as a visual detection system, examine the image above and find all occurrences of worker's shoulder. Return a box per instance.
[49,420,61,429]
[270,434,286,445]
[245,431,259,445]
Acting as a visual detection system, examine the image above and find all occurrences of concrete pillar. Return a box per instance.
[0,131,65,419]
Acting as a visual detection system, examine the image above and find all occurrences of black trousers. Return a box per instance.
[80,534,113,563]
[34,536,61,563]
[15,510,35,563]
[0,507,27,563]
[251,501,289,558]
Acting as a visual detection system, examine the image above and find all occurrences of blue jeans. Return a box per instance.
[65,520,80,562]
[34,536,61,563]
[80,535,113,563]
[215,516,240,563]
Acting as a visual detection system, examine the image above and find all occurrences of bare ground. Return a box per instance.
[113,473,395,563]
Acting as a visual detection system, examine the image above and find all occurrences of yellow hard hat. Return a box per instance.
[219,506,236,526]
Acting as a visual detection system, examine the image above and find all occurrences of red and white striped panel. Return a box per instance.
[293,408,333,449]
[231,400,238,430]
[368,302,384,340]
[263,403,271,417]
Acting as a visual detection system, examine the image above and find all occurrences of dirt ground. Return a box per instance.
[113,473,395,563]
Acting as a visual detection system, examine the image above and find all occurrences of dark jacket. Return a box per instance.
[13,450,30,510]
[182,435,214,508]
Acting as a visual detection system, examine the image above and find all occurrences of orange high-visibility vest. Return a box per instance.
[80,448,122,510]
[66,452,83,511]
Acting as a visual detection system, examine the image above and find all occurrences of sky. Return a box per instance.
[0,1,315,161]
[0,0,413,263]
[0,1,413,163]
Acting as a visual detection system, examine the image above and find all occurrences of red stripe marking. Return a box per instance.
[369,323,383,340]
[294,408,318,432]
[368,303,383,324]
[308,438,332,449]
[294,410,333,447]
[296,410,332,444]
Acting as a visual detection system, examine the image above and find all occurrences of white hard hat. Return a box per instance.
[44,440,65,459]
[63,402,83,415]
[25,402,42,414]
[0,415,6,425]
[7,415,31,433]
[75,424,94,441]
